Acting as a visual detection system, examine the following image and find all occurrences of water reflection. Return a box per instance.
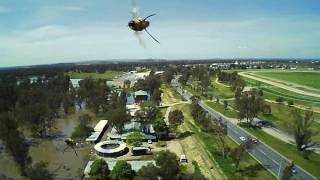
[0,114,97,179]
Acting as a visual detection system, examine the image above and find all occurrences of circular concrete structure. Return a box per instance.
[94,141,128,157]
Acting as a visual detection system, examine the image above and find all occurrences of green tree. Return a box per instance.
[126,132,144,146]
[27,161,53,180]
[162,69,174,84]
[71,112,94,139]
[223,100,228,111]
[155,151,179,180]
[236,91,264,125]
[111,160,135,180]
[276,96,285,103]
[135,163,159,180]
[230,140,253,169]
[280,162,294,180]
[0,113,31,175]
[168,110,184,131]
[110,107,131,133]
[89,159,110,180]
[290,110,317,154]
[153,117,169,140]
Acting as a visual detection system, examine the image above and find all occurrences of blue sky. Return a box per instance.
[0,0,320,67]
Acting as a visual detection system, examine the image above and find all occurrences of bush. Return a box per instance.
[288,100,294,107]
[276,97,285,103]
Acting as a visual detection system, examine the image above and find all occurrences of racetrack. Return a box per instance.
[239,71,320,98]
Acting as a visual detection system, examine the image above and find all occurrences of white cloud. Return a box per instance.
[0,16,320,67]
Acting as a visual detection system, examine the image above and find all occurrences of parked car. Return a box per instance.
[180,154,188,163]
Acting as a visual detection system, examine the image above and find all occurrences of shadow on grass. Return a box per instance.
[177,131,194,139]
[237,163,264,177]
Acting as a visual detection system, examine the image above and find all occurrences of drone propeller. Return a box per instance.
[144,14,156,20]
[134,31,146,48]
[145,28,160,44]
[131,0,139,18]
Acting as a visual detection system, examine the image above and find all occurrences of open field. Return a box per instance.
[188,77,234,99]
[243,76,320,109]
[206,101,238,119]
[255,72,320,90]
[176,104,275,180]
[66,71,124,80]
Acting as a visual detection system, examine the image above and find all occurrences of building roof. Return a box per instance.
[94,141,127,154]
[85,132,102,142]
[94,120,108,132]
[134,90,148,96]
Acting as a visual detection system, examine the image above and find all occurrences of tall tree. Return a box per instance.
[280,162,294,180]
[136,163,159,180]
[89,159,110,180]
[168,110,184,131]
[155,151,180,180]
[236,90,264,125]
[0,113,31,175]
[110,160,135,180]
[27,161,53,180]
[110,107,131,133]
[230,140,253,169]
[289,110,318,154]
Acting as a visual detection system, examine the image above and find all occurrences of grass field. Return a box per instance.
[187,77,234,100]
[177,104,275,180]
[66,71,124,80]
[206,101,238,119]
[255,72,320,89]
[243,76,320,108]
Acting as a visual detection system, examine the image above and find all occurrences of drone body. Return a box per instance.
[129,2,159,44]
[128,18,150,32]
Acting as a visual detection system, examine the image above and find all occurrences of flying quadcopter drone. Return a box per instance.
[128,1,160,44]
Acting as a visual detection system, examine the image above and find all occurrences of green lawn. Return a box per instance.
[256,72,320,89]
[188,77,234,100]
[178,104,275,180]
[206,101,238,119]
[66,71,124,80]
[244,128,320,178]
[243,76,320,108]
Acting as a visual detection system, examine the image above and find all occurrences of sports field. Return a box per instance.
[256,72,320,89]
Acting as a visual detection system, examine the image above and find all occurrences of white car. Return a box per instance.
[239,136,246,141]
[148,139,152,144]
[180,154,188,163]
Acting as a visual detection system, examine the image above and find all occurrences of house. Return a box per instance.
[134,90,149,103]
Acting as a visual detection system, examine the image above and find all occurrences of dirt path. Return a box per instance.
[239,72,320,98]
[179,121,226,180]
[215,77,231,88]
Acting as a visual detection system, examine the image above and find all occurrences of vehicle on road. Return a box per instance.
[250,138,259,144]
[239,136,246,141]
[148,139,152,144]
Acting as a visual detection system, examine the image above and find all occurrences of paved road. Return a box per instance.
[239,72,320,98]
[171,78,317,180]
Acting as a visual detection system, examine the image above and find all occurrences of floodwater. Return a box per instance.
[0,113,98,179]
